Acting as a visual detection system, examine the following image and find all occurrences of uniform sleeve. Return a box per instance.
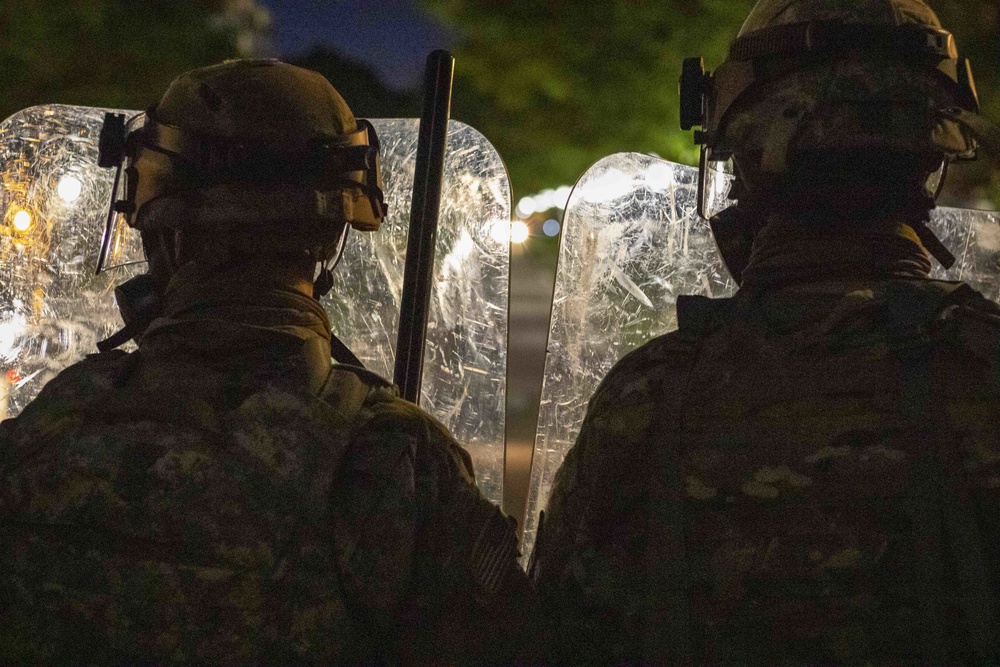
[330,400,420,650]
[334,393,540,664]
[530,339,681,665]
[405,405,542,664]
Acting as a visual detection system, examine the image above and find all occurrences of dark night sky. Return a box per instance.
[259,0,452,90]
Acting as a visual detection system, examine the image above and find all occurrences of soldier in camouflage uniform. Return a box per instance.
[532,0,1000,664]
[0,60,535,664]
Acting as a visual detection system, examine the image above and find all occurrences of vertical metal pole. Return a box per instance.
[393,50,454,402]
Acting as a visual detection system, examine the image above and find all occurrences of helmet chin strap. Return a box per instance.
[309,223,366,368]
[313,224,350,300]
[709,205,762,286]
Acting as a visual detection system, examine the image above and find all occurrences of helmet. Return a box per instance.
[679,0,992,279]
[97,59,387,271]
[730,1,975,172]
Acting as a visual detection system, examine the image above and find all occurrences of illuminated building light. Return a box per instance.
[515,196,537,218]
[543,219,561,237]
[510,220,530,244]
[0,313,26,360]
[453,231,475,259]
[12,209,32,232]
[444,230,477,273]
[57,175,83,203]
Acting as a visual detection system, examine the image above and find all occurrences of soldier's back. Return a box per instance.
[0,331,522,664]
[0,342,388,662]
[534,278,1000,664]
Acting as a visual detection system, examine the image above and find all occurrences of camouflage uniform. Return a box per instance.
[533,0,1000,663]
[532,232,1000,664]
[0,60,535,664]
[0,265,533,664]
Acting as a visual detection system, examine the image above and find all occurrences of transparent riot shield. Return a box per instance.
[324,118,510,503]
[0,105,509,505]
[522,151,1000,561]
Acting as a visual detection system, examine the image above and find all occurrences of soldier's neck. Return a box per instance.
[740,211,933,289]
[157,261,332,339]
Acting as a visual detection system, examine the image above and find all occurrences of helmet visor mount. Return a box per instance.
[95,109,388,274]
[96,111,146,273]
[680,21,984,220]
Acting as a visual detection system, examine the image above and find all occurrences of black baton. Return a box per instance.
[393,50,455,403]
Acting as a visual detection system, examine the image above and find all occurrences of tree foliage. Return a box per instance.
[0,0,241,120]
[420,0,754,194]
[422,0,999,201]
[292,48,421,120]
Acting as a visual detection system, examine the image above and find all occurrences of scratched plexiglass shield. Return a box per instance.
[522,151,1000,560]
[0,105,509,505]
[324,118,510,503]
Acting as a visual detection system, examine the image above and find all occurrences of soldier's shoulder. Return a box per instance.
[929,281,1000,365]
[559,326,702,488]
[1,350,133,439]
[589,336,683,413]
[562,296,726,488]
[34,350,133,402]
[332,365,476,485]
[587,298,712,418]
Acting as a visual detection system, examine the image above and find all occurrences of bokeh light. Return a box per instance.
[57,174,83,203]
[490,219,511,244]
[515,196,537,218]
[510,220,529,244]
[11,209,33,232]
[517,186,574,216]
[543,219,561,237]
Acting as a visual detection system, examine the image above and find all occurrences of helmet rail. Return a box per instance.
[681,21,981,158]
[95,108,387,274]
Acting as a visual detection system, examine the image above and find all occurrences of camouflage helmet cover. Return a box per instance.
[739,0,942,33]
[715,0,977,176]
[154,59,358,145]
[125,59,384,259]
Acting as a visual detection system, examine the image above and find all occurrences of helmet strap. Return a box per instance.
[313,224,351,300]
[313,265,334,300]
[911,220,956,269]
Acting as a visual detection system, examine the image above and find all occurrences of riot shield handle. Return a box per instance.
[393,50,455,403]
